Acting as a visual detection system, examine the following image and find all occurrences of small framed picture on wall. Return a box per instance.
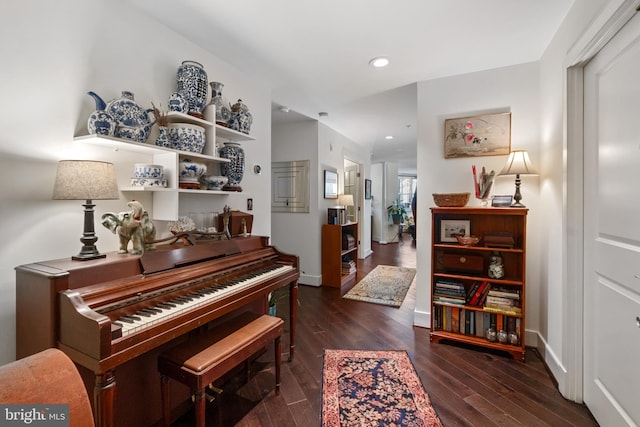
[324,170,338,199]
[364,179,372,200]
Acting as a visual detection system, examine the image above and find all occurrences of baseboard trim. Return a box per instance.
[413,309,430,328]
[298,273,321,287]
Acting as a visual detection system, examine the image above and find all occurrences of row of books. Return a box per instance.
[432,305,521,343]
[434,280,522,315]
[432,281,466,305]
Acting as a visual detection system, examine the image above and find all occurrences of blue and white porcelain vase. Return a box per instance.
[87,91,116,136]
[168,91,187,113]
[208,81,231,126]
[219,142,245,191]
[228,99,253,134]
[155,126,171,148]
[176,60,208,118]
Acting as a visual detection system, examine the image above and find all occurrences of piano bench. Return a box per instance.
[158,312,284,427]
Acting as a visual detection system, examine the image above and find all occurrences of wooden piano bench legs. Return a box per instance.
[158,313,284,427]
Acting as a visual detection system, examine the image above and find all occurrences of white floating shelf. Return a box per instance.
[215,124,256,142]
[74,134,229,162]
[166,112,213,128]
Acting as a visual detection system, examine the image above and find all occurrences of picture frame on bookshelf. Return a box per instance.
[491,195,513,207]
[440,219,470,242]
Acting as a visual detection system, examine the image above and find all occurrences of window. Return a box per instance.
[398,175,417,221]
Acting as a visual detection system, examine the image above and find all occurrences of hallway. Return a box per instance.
[174,239,597,426]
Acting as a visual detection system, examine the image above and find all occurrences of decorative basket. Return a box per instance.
[432,192,470,207]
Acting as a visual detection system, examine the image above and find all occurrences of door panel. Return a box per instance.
[583,10,640,426]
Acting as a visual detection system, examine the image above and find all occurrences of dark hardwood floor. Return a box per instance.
[175,235,598,426]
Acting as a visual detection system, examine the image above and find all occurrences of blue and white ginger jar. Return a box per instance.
[219,142,245,191]
[176,60,208,117]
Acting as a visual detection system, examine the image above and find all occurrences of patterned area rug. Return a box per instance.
[343,265,415,307]
[322,349,443,426]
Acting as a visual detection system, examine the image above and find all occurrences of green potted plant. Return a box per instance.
[387,202,407,225]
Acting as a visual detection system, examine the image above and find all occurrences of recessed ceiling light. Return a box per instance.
[319,112,328,117]
[279,106,290,113]
[369,57,389,68]
[385,135,394,140]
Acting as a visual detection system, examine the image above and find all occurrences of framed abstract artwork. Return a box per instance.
[364,179,372,200]
[444,112,511,159]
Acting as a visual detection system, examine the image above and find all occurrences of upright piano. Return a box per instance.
[15,236,299,427]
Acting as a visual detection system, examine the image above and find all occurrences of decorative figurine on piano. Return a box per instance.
[101,200,156,255]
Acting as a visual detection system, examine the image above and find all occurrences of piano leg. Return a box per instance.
[93,370,116,427]
[289,281,298,361]
[194,390,206,427]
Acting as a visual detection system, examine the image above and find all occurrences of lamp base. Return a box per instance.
[511,174,526,208]
[72,199,106,261]
[72,252,107,261]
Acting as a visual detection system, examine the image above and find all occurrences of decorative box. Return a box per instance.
[484,232,515,248]
[218,210,253,236]
[342,234,356,250]
[441,253,484,273]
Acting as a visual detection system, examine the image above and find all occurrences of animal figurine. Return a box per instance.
[101,200,156,255]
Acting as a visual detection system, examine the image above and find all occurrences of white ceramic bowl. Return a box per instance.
[199,175,228,190]
[130,178,167,187]
[168,123,205,153]
[133,163,163,179]
[178,159,207,180]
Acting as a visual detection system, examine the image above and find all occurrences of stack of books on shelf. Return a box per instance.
[483,286,521,315]
[341,260,356,275]
[465,280,491,307]
[433,281,466,305]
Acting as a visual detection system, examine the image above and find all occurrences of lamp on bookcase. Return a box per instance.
[338,194,354,222]
[498,150,536,208]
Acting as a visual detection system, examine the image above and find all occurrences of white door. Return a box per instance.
[583,11,640,426]
[343,163,359,224]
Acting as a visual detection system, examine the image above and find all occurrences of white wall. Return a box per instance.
[271,119,321,285]
[415,62,542,337]
[538,0,614,398]
[272,120,370,285]
[0,0,271,364]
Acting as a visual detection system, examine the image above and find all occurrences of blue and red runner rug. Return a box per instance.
[322,349,443,426]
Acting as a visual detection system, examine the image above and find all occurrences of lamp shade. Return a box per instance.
[338,194,354,207]
[53,160,119,200]
[498,150,536,176]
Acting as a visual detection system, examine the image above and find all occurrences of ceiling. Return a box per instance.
[127,0,574,172]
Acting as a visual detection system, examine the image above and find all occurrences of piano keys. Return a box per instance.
[15,236,299,427]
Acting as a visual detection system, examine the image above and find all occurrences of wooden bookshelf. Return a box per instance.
[430,207,527,361]
[322,223,358,289]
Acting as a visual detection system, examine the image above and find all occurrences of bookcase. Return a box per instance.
[430,207,527,361]
[322,223,358,289]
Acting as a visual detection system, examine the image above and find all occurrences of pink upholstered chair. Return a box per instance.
[0,348,95,427]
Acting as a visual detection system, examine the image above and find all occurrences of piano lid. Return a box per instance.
[140,239,242,274]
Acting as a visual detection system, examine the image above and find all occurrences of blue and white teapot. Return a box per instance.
[88,91,155,143]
